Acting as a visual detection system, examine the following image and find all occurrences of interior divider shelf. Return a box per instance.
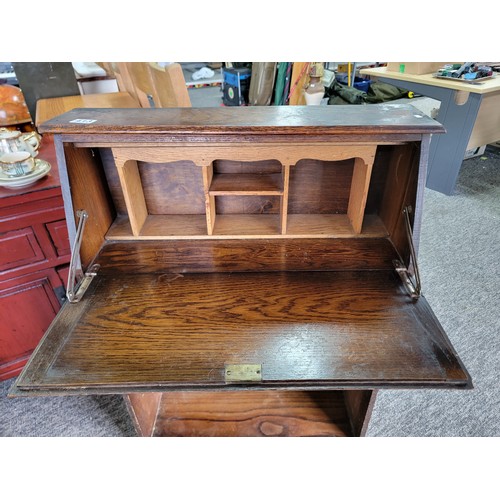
[111,142,378,240]
[204,163,289,235]
[209,173,284,196]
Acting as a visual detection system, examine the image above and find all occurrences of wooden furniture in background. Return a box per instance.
[11,106,471,436]
[360,66,500,195]
[98,63,141,104]
[122,62,154,108]
[98,62,191,109]
[35,92,139,128]
[12,63,81,125]
[148,63,191,107]
[72,62,119,95]
[0,136,70,380]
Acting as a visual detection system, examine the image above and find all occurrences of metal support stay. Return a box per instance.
[66,210,99,303]
[393,206,422,299]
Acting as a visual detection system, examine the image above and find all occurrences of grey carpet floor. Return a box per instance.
[1,146,498,437]
[367,144,500,436]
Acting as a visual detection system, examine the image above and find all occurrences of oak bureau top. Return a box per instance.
[38,104,445,139]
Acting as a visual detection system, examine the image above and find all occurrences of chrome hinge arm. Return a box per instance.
[66,210,99,303]
[393,206,421,299]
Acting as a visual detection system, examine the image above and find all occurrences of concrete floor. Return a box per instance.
[188,84,223,107]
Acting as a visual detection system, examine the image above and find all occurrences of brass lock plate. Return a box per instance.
[224,364,262,383]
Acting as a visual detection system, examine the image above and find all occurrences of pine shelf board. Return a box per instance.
[209,173,283,196]
[106,214,388,240]
[106,214,207,239]
[286,214,388,237]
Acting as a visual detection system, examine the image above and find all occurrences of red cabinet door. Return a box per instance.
[0,227,46,272]
[0,268,63,380]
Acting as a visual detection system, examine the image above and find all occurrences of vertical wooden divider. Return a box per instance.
[115,158,148,236]
[202,163,215,235]
[280,164,291,234]
[347,156,375,234]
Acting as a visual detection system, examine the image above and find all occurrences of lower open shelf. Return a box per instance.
[106,214,389,240]
[124,390,374,437]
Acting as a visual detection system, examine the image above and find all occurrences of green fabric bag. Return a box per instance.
[327,80,409,105]
[366,81,409,103]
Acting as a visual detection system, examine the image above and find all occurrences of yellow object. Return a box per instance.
[309,62,324,78]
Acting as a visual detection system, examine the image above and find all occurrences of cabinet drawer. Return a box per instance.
[46,220,70,257]
[0,227,45,272]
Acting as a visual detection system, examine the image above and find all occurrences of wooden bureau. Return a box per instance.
[10,105,471,436]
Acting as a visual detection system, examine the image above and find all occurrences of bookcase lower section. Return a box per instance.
[124,389,377,437]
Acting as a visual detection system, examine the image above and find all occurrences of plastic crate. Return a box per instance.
[337,74,371,92]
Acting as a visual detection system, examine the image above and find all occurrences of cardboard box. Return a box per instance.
[386,62,448,75]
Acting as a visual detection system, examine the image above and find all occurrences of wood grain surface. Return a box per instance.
[209,173,284,195]
[124,389,376,437]
[62,144,115,268]
[104,213,389,239]
[38,105,445,136]
[95,238,397,272]
[123,392,162,437]
[152,390,353,437]
[35,92,138,127]
[344,390,378,437]
[15,270,470,394]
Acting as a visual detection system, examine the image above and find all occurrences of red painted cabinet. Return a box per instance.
[0,137,70,380]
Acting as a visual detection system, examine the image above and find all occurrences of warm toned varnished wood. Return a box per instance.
[347,157,375,233]
[123,63,155,108]
[114,159,148,236]
[123,392,162,437]
[139,161,206,215]
[35,92,138,127]
[11,106,471,439]
[14,270,470,393]
[109,63,142,104]
[110,143,376,236]
[95,238,399,273]
[104,213,389,240]
[209,173,283,195]
[280,164,290,234]
[60,143,115,268]
[151,391,353,437]
[110,143,377,165]
[344,390,378,437]
[38,106,445,137]
[148,62,191,108]
[378,143,420,261]
[202,164,216,235]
